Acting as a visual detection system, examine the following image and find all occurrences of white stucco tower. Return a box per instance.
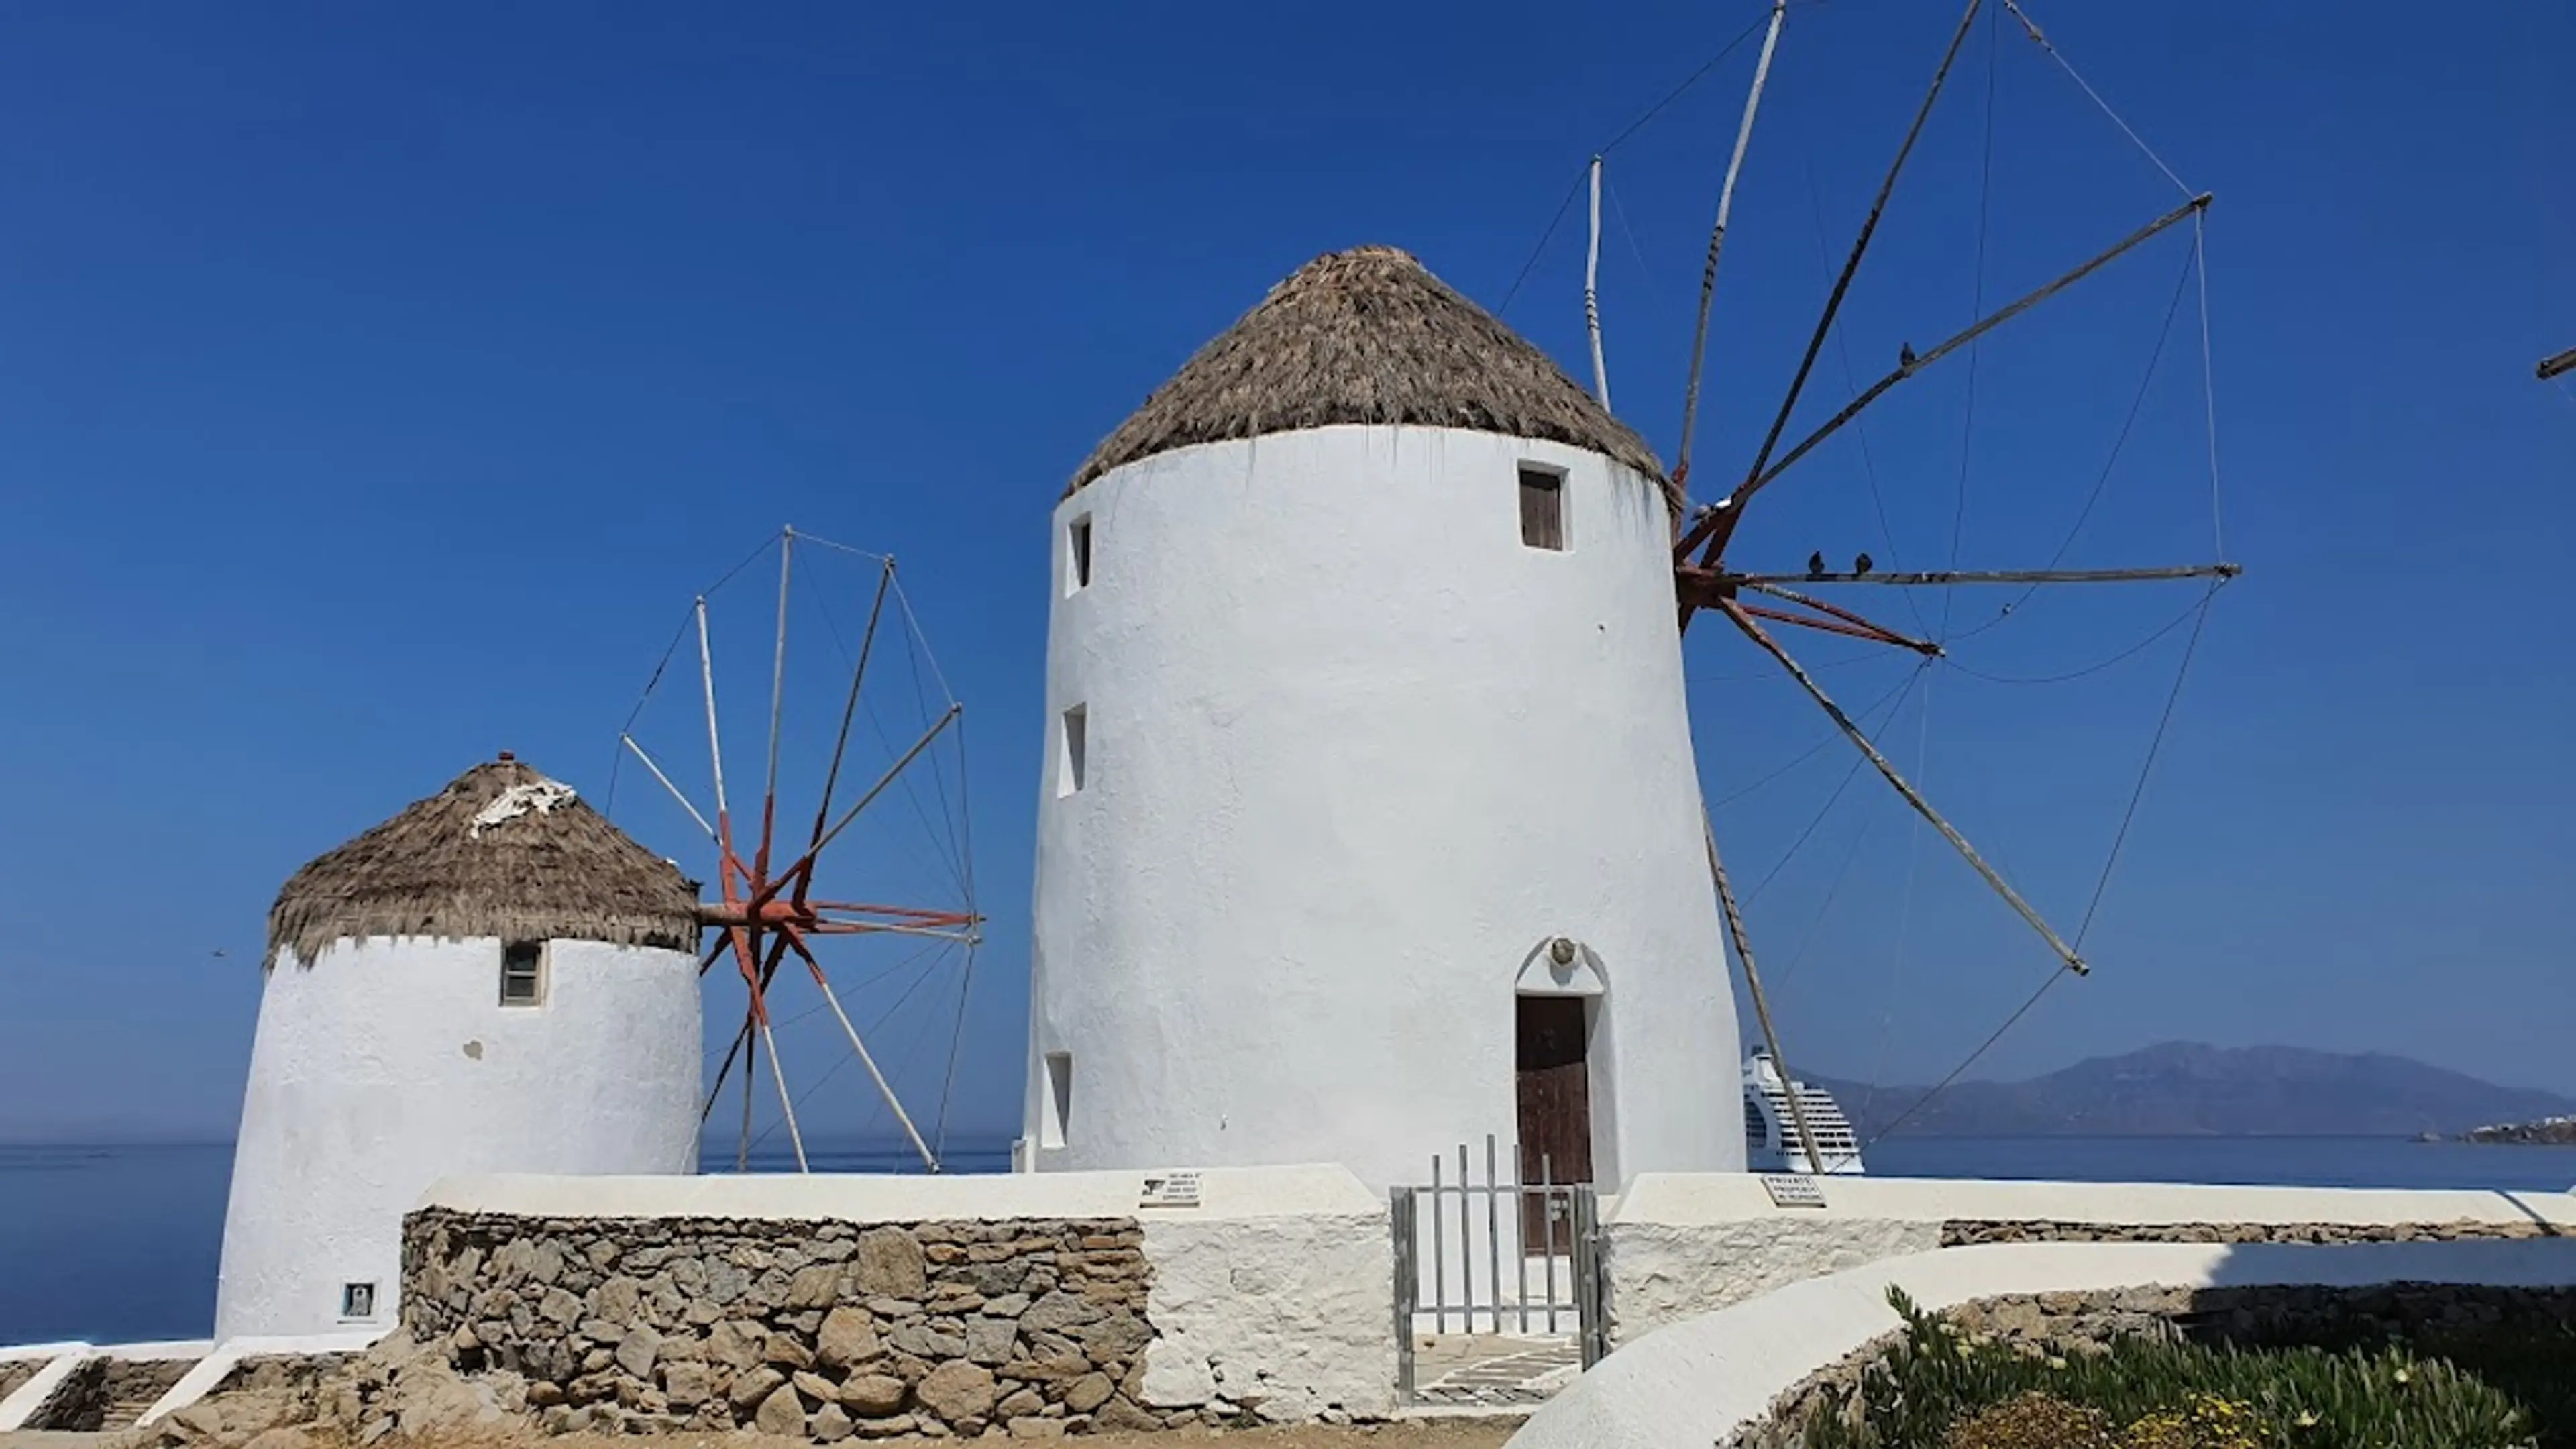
[1024,245,1746,1196]
[215,754,704,1340]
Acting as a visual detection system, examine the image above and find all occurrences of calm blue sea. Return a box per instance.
[4,1136,2571,1347]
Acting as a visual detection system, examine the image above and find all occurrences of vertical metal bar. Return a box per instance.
[1513,1143,1530,1335]
[1541,1152,1558,1334]
[1430,1155,1446,1334]
[1456,1144,1472,1334]
[1484,1134,1503,1335]
[1391,1190,1417,1403]
[1574,1187,1605,1366]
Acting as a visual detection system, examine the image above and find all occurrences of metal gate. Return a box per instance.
[1389,1136,1607,1404]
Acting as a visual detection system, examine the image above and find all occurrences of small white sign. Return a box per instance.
[1139,1171,1203,1209]
[1762,1173,1827,1209]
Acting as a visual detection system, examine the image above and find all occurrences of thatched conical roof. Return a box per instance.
[1067,245,1669,498]
[265,755,700,968]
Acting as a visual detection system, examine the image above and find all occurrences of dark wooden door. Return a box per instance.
[1515,995,1593,1250]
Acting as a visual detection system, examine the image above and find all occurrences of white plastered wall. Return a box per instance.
[1601,1172,2576,1341]
[1026,425,1743,1199]
[215,936,702,1340]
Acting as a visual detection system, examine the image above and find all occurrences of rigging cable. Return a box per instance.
[1498,12,1773,317]
[603,529,796,818]
[742,939,959,1161]
[1766,800,1882,1000]
[1605,174,1666,311]
[1998,0,2194,202]
[1947,248,2198,643]
[1993,0,2220,553]
[1863,578,2223,1146]
[1708,661,1929,808]
[1858,665,1939,1131]
[1939,3,2003,645]
[932,718,981,1163]
[1498,170,1589,318]
[1743,658,1936,905]
[604,603,699,820]
[1805,150,1930,637]
[2194,211,2226,558]
[1942,588,2211,685]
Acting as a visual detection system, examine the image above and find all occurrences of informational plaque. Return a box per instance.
[1139,1171,1203,1209]
[1762,1173,1827,1209]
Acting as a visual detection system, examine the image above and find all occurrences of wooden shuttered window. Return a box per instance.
[1519,466,1564,550]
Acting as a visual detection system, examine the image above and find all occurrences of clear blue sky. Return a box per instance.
[2,1,2569,1144]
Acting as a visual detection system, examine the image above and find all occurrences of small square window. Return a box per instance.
[500,941,546,1006]
[1057,706,1087,798]
[341,1281,377,1319]
[1065,515,1093,595]
[1040,1051,1073,1149]
[1519,466,1565,551]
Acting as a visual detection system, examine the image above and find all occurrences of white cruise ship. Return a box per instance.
[1742,1049,1866,1174]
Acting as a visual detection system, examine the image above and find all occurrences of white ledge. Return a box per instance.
[418,1163,1381,1224]
[1609,1172,2576,1230]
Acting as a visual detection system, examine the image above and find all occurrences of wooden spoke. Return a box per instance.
[622,735,716,842]
[1725,0,1988,545]
[1718,598,2090,977]
[782,930,940,1172]
[806,559,898,902]
[1725,564,2239,588]
[1703,811,1827,1175]
[702,1016,751,1126]
[1733,194,2212,506]
[757,1010,809,1174]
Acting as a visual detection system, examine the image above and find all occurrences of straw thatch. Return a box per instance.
[1067,244,1670,499]
[265,756,701,968]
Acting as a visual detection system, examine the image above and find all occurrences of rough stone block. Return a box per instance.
[1063,1373,1114,1415]
[965,1316,1018,1366]
[838,1373,908,1417]
[661,1361,712,1409]
[817,1305,883,1371]
[614,1326,662,1380]
[854,1228,928,1299]
[753,1382,808,1436]
[914,1361,998,1424]
[729,1366,787,1414]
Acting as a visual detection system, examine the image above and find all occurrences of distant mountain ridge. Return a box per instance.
[1805,1042,2576,1139]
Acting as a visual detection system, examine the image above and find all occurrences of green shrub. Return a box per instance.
[1791,1288,2542,1449]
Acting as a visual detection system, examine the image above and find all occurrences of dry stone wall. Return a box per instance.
[402,1208,1173,1439]
[1938,1218,2559,1247]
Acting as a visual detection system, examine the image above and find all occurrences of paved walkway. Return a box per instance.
[1411,1334,1583,1409]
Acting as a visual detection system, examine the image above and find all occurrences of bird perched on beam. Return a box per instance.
[1807,551,1826,579]
[1898,343,1918,370]
[1854,552,1874,575]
